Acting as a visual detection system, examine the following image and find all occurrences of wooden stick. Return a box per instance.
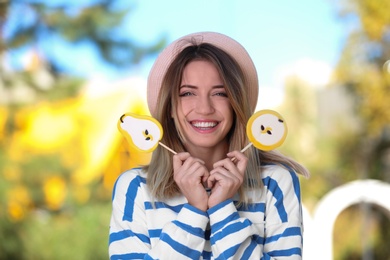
[159,142,177,155]
[240,142,253,153]
[230,143,253,162]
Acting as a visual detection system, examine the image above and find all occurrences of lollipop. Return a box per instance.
[243,109,287,152]
[118,113,176,154]
[118,110,287,155]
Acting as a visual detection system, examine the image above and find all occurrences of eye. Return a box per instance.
[179,91,194,97]
[214,92,228,97]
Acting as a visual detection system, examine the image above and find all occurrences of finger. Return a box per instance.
[185,161,208,181]
[207,174,216,189]
[211,163,241,188]
[176,156,208,185]
[180,165,205,185]
[202,173,210,185]
[226,151,248,173]
[211,166,241,183]
[173,152,191,172]
[182,156,205,169]
[213,157,242,178]
[173,153,205,173]
[213,158,234,170]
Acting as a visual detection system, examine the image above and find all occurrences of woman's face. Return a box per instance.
[176,60,233,151]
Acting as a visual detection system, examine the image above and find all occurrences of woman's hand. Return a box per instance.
[207,151,248,208]
[173,152,210,211]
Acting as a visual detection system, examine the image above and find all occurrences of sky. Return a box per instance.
[124,0,344,84]
[14,0,346,109]
[98,0,344,108]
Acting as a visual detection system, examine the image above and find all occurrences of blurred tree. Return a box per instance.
[0,0,166,106]
[328,0,390,258]
[1,0,165,75]
[333,0,390,182]
[0,1,165,258]
[278,64,390,259]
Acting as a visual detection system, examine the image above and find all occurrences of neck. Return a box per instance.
[185,142,229,171]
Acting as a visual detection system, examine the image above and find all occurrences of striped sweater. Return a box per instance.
[109,164,303,259]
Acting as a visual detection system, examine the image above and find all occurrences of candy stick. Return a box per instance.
[240,142,253,153]
[159,142,177,155]
[230,143,253,162]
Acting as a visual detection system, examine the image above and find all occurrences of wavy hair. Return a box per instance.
[144,42,309,204]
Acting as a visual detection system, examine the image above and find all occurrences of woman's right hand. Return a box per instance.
[173,152,209,212]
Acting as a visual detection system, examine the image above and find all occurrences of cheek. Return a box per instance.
[177,100,195,115]
[224,106,234,130]
[223,103,234,120]
[175,102,187,123]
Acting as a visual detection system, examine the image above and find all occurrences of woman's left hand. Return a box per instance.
[207,150,248,208]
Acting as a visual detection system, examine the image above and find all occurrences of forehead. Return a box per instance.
[180,61,223,89]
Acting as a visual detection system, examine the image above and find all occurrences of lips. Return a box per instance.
[190,120,219,130]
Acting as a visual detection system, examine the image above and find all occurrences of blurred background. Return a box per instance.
[0,0,389,259]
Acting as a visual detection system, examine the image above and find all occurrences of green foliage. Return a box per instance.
[334,0,390,136]
[285,0,390,258]
[0,218,25,260]
[0,202,112,260]
[2,0,166,71]
[0,1,166,258]
[330,0,390,183]
[22,203,111,260]
[278,65,390,259]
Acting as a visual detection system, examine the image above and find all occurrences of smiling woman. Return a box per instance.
[108,32,309,259]
[175,60,233,160]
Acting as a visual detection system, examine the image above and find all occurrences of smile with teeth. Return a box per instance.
[191,121,219,130]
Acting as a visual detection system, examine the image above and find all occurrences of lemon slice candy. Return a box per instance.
[246,110,287,151]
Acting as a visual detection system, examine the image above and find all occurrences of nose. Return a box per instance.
[195,96,215,114]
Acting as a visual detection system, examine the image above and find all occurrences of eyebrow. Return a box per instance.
[179,84,225,89]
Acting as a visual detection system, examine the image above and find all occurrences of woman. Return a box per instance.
[109,32,309,259]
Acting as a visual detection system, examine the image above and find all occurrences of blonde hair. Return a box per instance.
[144,42,309,204]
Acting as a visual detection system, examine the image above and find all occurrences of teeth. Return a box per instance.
[192,121,217,128]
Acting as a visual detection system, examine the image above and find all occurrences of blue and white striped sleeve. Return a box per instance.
[208,165,303,259]
[261,166,303,259]
[108,169,209,260]
[109,170,150,259]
